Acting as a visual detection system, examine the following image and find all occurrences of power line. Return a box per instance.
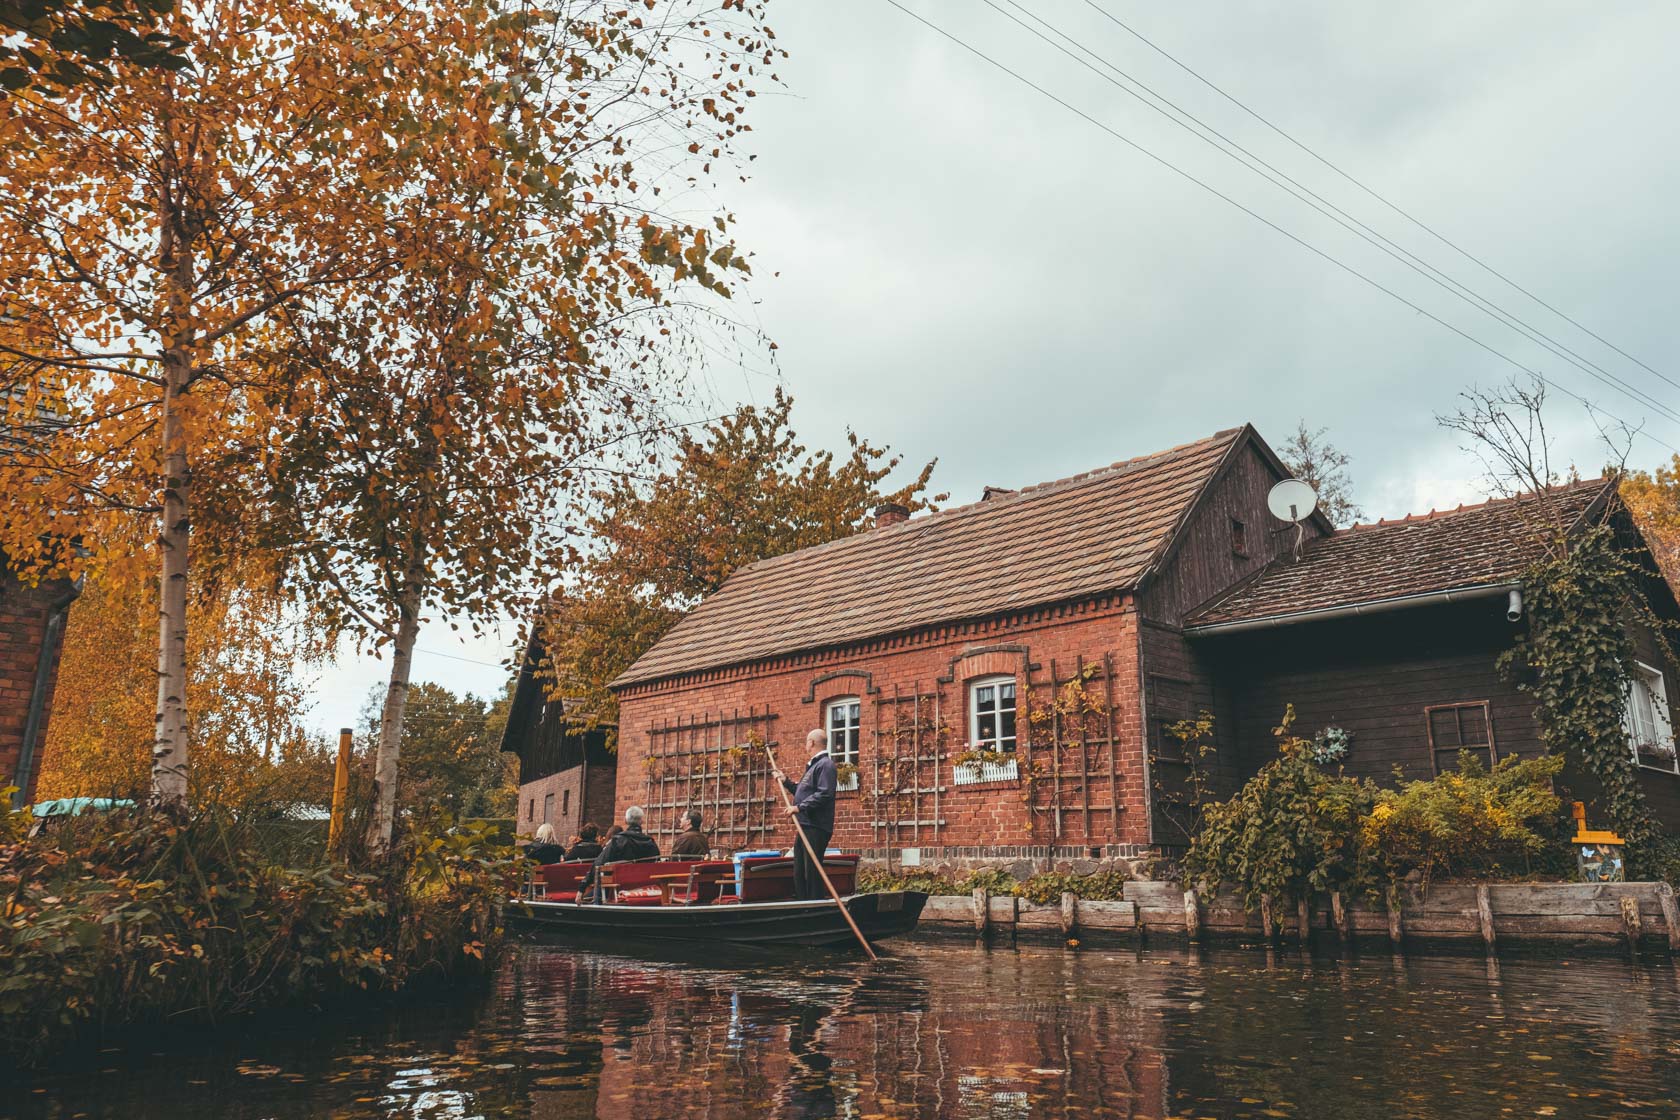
[990,0,1680,427]
[1078,0,1680,395]
[878,0,1680,456]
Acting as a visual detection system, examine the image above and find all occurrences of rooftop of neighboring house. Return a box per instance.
[612,425,1290,689]
[1186,476,1617,631]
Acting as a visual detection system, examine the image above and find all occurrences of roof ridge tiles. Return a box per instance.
[735,426,1245,577]
[1337,476,1610,534]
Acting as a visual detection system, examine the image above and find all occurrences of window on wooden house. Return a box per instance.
[1625,661,1678,773]
[1425,701,1496,774]
[825,697,862,790]
[969,676,1018,753]
[562,789,571,817]
[1229,515,1248,558]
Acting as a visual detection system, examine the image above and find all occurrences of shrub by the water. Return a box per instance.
[1184,707,1379,910]
[0,803,518,1064]
[1360,751,1565,888]
[1186,709,1573,910]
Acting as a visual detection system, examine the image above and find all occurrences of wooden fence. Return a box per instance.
[914,879,1680,954]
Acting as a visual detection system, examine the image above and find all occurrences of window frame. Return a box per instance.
[1424,701,1497,775]
[824,695,862,791]
[1625,660,1679,774]
[542,791,554,823]
[967,674,1019,754]
[1229,515,1248,558]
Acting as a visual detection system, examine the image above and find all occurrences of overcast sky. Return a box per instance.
[306,1,1680,733]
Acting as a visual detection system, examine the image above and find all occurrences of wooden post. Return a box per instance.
[1657,882,1680,953]
[1386,886,1404,951]
[1061,892,1079,939]
[973,887,990,937]
[327,727,352,854]
[1331,891,1350,943]
[1297,897,1311,945]
[1260,893,1276,942]
[1183,888,1201,942]
[1621,895,1643,954]
[1476,885,1496,955]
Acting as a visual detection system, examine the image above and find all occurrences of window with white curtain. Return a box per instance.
[825,696,861,790]
[1626,661,1678,773]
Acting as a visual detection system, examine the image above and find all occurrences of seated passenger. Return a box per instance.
[582,806,661,898]
[525,822,566,866]
[565,823,604,862]
[670,810,710,859]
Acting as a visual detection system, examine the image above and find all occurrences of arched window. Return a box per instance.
[969,675,1017,753]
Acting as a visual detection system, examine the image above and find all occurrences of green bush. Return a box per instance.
[1360,751,1565,888]
[1185,707,1380,910]
[857,865,1130,904]
[1018,870,1129,905]
[0,805,519,1064]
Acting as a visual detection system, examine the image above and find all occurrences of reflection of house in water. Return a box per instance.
[509,947,1171,1119]
[499,642,615,838]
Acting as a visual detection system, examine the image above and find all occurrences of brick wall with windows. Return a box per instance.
[518,761,617,840]
[612,594,1149,860]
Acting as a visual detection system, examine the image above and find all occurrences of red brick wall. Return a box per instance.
[517,762,617,840]
[0,567,75,802]
[612,594,1149,860]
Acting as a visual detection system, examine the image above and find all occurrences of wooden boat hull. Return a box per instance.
[507,891,927,949]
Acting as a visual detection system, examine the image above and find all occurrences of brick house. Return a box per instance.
[600,424,1680,866]
[500,641,616,839]
[0,561,79,807]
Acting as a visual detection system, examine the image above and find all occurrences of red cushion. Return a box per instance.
[547,891,578,903]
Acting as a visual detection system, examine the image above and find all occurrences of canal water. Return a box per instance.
[9,938,1680,1119]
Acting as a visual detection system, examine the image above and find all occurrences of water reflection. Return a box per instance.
[10,939,1680,1119]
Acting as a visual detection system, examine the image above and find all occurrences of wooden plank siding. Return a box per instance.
[1202,602,1540,786]
[1136,436,1328,844]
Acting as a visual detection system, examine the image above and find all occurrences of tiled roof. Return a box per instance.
[1186,477,1615,629]
[613,427,1247,687]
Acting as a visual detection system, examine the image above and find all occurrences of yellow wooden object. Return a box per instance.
[1570,800,1625,846]
[328,727,352,853]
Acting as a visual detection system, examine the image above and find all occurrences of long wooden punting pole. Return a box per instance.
[766,745,878,961]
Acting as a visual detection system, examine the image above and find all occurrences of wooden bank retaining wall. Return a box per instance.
[914,880,1680,954]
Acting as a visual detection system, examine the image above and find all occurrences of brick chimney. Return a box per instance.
[874,502,910,528]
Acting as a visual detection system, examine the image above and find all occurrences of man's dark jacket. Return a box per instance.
[592,824,660,870]
[782,752,837,832]
[670,828,710,858]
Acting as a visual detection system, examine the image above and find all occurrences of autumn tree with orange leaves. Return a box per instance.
[540,389,940,739]
[0,0,782,827]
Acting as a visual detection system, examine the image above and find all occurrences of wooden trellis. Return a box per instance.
[639,708,780,849]
[1020,652,1124,843]
[870,682,949,845]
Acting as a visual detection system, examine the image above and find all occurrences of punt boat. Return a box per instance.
[506,853,927,950]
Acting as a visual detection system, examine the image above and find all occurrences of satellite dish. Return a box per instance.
[1267,479,1319,524]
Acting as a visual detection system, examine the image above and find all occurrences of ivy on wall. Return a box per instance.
[1503,524,1661,848]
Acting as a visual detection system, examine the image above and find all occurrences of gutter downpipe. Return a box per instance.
[1185,582,1519,637]
[12,576,84,809]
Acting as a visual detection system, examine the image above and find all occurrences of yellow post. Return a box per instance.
[328,727,352,854]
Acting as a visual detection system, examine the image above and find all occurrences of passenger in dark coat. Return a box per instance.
[525,822,566,866]
[564,822,603,863]
[582,807,660,898]
[772,728,839,900]
[670,810,710,859]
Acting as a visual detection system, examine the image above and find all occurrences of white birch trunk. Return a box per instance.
[365,571,424,856]
[151,201,193,809]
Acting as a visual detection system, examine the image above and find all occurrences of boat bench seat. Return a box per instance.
[536,861,590,902]
[715,854,860,903]
[599,860,669,906]
[668,860,736,905]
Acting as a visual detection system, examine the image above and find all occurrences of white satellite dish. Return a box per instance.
[1267,478,1319,524]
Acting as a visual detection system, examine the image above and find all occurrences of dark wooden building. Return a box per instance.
[499,639,616,838]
